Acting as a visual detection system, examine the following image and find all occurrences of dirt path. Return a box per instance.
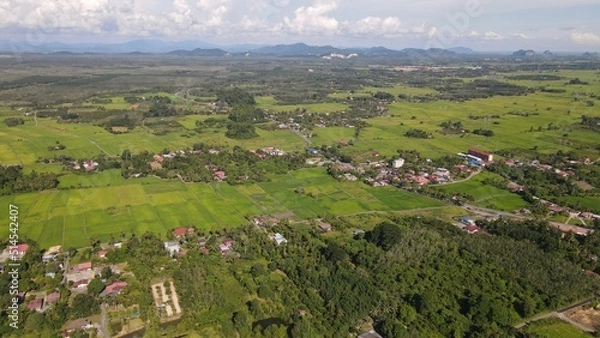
[514,297,597,330]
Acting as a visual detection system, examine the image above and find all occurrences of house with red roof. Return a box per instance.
[102,281,128,297]
[27,298,44,311]
[11,243,29,258]
[46,291,61,304]
[97,250,109,259]
[173,227,195,237]
[73,279,90,289]
[72,262,92,272]
[464,225,481,235]
[214,171,226,181]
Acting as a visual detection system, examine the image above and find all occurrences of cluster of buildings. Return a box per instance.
[165,227,236,256]
[332,157,461,188]
[0,242,129,324]
[69,159,99,171]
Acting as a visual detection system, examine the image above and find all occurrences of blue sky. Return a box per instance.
[0,0,599,51]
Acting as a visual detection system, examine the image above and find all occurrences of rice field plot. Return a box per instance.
[37,216,65,249]
[256,96,348,113]
[343,88,600,160]
[310,127,356,146]
[435,172,529,211]
[63,214,88,248]
[367,187,446,210]
[59,169,163,189]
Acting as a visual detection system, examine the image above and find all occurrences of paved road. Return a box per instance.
[289,128,312,146]
[99,303,110,338]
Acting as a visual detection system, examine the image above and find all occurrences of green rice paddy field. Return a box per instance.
[0,168,444,248]
[434,172,529,211]
[0,117,306,165]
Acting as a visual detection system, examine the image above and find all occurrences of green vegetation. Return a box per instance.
[0,54,599,338]
[522,319,593,338]
[435,172,529,211]
[0,168,444,248]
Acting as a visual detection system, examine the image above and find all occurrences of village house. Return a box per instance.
[97,249,109,259]
[318,221,332,232]
[392,158,405,169]
[214,170,226,181]
[271,233,288,246]
[73,279,90,290]
[173,227,195,238]
[219,244,230,255]
[11,243,29,259]
[46,291,61,305]
[101,281,128,297]
[83,160,99,171]
[464,225,482,234]
[27,298,44,312]
[42,245,61,262]
[164,241,181,256]
[507,182,524,193]
[72,262,92,273]
[253,216,279,229]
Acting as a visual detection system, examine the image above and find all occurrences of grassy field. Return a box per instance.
[333,70,600,159]
[434,172,529,211]
[256,96,348,113]
[0,117,307,165]
[0,168,445,248]
[522,319,592,338]
[328,85,439,99]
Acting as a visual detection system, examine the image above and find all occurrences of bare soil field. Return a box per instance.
[566,307,600,331]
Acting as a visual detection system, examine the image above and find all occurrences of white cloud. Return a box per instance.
[0,0,597,50]
[349,17,404,36]
[570,31,600,45]
[483,31,503,40]
[511,33,529,39]
[279,0,340,35]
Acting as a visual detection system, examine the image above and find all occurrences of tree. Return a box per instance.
[69,294,99,318]
[88,278,105,296]
[250,263,266,278]
[366,222,403,250]
[225,122,258,139]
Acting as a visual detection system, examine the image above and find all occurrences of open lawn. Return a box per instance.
[522,319,592,338]
[0,168,445,248]
[435,171,529,211]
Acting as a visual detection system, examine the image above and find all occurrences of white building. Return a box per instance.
[392,158,405,169]
[272,233,288,246]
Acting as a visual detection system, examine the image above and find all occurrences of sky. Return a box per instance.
[1,0,599,51]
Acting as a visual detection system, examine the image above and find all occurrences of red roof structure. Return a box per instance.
[73,261,92,272]
[47,292,61,303]
[103,281,128,296]
[27,298,44,311]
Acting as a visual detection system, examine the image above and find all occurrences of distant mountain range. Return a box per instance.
[0,40,596,59]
